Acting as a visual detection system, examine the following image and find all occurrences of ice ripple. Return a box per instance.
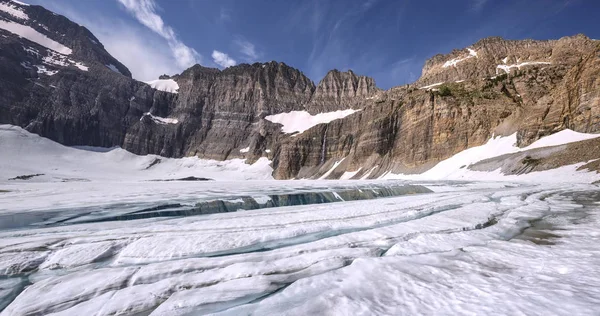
[1,182,600,315]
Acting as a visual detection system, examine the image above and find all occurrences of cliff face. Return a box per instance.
[275,35,600,179]
[304,69,380,114]
[123,62,316,159]
[1,0,598,180]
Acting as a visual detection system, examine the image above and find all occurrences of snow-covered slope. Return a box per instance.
[0,125,272,183]
[382,130,600,182]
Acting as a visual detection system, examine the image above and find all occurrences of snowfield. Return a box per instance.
[383,129,600,182]
[1,125,600,315]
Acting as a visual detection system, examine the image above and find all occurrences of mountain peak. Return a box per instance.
[0,0,131,77]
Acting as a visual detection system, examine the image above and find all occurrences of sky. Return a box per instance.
[23,0,600,89]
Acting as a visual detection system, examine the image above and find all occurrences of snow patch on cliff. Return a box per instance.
[141,113,179,125]
[496,61,551,74]
[0,1,28,19]
[319,158,346,180]
[0,20,72,54]
[419,82,445,90]
[41,52,88,71]
[442,48,477,68]
[340,168,362,180]
[265,109,359,134]
[145,79,179,93]
[35,64,57,76]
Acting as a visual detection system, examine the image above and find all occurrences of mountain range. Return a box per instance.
[1,0,599,180]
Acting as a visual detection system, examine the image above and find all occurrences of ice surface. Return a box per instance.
[145,79,179,93]
[39,241,122,270]
[1,126,600,314]
[265,109,359,134]
[1,181,599,315]
[0,20,72,54]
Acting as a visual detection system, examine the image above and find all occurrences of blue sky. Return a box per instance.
[25,0,600,89]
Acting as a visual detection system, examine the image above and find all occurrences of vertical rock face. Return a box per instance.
[123,61,316,159]
[276,35,600,179]
[305,69,380,113]
[1,1,599,180]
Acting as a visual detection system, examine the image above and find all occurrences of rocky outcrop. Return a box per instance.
[304,69,380,113]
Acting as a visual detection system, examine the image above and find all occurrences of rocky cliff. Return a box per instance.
[1,0,598,180]
[304,69,379,114]
[275,35,600,179]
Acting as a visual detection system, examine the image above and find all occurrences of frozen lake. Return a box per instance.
[1,180,599,315]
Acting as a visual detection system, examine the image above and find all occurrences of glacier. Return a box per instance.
[1,125,600,315]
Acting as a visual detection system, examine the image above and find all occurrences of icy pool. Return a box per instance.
[0,180,600,315]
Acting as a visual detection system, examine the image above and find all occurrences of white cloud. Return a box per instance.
[116,0,200,69]
[235,38,259,62]
[212,50,236,68]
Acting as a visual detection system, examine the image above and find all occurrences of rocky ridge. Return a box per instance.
[0,0,599,179]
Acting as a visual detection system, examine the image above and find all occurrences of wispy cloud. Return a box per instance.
[362,0,378,10]
[212,50,236,68]
[218,7,231,23]
[234,38,260,62]
[470,0,488,12]
[116,0,200,69]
